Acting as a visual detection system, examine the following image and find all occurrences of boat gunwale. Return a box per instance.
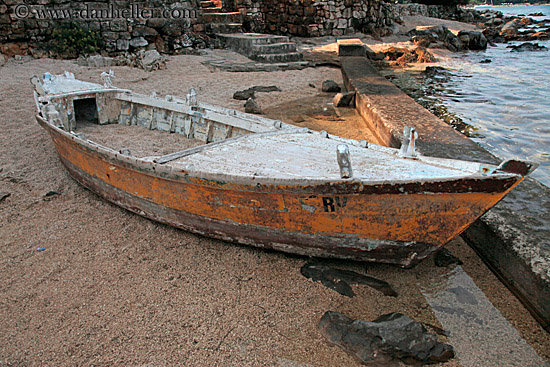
[36,114,523,196]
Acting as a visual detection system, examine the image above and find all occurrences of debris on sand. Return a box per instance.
[319,311,455,366]
[0,192,10,202]
[300,262,397,297]
[233,85,281,100]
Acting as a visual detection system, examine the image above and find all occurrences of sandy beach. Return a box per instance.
[1,16,549,366]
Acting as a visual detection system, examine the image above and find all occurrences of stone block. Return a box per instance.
[116,38,130,51]
[337,38,366,56]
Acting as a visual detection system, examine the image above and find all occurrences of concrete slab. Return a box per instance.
[341,56,550,331]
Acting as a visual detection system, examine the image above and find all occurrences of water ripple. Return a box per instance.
[430,40,550,187]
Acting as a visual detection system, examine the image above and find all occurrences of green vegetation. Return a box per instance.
[50,22,101,58]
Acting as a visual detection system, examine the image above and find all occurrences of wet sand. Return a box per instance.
[1,53,549,366]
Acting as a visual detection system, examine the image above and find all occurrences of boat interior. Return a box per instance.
[34,73,532,182]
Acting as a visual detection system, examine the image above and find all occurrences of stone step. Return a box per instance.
[250,52,304,63]
[203,12,242,24]
[206,23,243,34]
[250,42,297,55]
[217,33,290,51]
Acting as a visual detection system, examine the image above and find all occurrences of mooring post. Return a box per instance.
[399,126,418,158]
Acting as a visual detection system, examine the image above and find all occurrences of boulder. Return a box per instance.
[244,98,263,114]
[458,30,488,50]
[130,37,148,48]
[409,25,461,52]
[508,42,548,52]
[137,50,166,71]
[321,80,341,93]
[501,19,520,36]
[319,311,455,365]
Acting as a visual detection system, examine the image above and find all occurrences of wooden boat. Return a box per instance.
[33,72,537,267]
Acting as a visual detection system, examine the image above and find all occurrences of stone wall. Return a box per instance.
[392,3,479,24]
[1,0,403,57]
[237,0,398,37]
[0,0,205,57]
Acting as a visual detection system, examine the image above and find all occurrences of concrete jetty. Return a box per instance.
[339,49,550,331]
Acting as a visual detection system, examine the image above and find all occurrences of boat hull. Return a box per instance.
[38,116,522,267]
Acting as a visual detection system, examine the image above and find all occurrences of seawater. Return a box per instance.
[390,5,550,187]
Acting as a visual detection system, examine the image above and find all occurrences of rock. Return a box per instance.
[383,46,407,61]
[480,59,492,63]
[529,12,544,17]
[508,42,548,52]
[411,34,433,48]
[0,53,6,67]
[501,19,520,36]
[30,48,49,59]
[321,80,341,93]
[132,25,158,37]
[233,89,255,100]
[130,37,148,48]
[137,50,166,71]
[244,98,263,114]
[233,86,280,100]
[530,31,549,40]
[458,30,488,50]
[520,17,533,26]
[384,47,435,66]
[333,92,355,107]
[319,311,455,365]
[300,262,397,297]
[414,47,436,63]
[309,83,316,88]
[0,42,28,57]
[483,27,505,44]
[434,248,463,267]
[365,48,385,61]
[116,39,130,51]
